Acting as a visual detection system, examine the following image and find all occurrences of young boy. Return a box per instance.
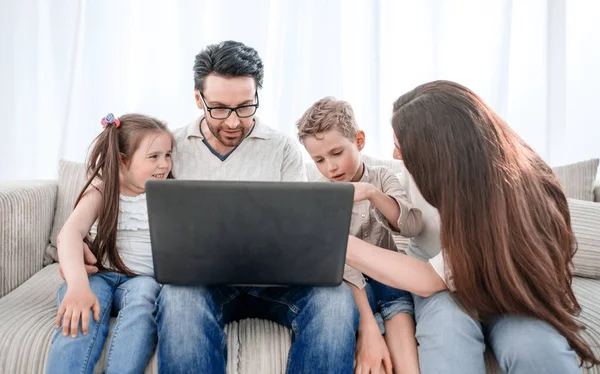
[297,97,423,374]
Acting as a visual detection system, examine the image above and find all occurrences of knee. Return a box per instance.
[126,276,161,302]
[157,285,215,319]
[414,291,483,344]
[490,316,577,369]
[157,286,223,350]
[307,283,359,331]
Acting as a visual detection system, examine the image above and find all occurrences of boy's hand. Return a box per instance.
[352,182,375,202]
[56,283,101,338]
[58,243,98,280]
[355,323,393,374]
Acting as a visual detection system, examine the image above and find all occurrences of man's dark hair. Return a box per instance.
[193,40,264,92]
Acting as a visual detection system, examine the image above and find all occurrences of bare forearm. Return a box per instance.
[346,236,447,297]
[368,189,401,231]
[57,232,90,286]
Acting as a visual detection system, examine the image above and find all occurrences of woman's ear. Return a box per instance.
[355,130,366,151]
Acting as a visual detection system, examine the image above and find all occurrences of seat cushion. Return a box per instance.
[0,265,250,374]
[2,265,598,373]
[573,277,600,373]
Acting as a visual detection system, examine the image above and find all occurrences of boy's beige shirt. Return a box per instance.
[334,163,423,289]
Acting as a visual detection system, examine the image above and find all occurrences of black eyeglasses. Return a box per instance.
[199,92,259,120]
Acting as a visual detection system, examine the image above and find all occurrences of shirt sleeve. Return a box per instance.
[429,252,455,291]
[281,139,307,182]
[343,264,367,289]
[375,167,424,237]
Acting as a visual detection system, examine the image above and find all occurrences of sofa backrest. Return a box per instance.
[45,157,600,279]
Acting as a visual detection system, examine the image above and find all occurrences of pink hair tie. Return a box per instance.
[101,113,120,128]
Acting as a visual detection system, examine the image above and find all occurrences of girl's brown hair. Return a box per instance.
[75,114,174,276]
[392,80,598,366]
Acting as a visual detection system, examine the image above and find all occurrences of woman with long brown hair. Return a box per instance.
[346,80,599,373]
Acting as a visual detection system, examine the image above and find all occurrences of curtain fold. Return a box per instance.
[1,0,598,181]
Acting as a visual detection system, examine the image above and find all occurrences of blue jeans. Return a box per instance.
[156,283,359,374]
[413,291,580,374]
[366,279,414,334]
[45,273,160,374]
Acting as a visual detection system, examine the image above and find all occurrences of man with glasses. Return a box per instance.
[157,41,359,373]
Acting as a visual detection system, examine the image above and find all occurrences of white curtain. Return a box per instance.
[1,0,599,181]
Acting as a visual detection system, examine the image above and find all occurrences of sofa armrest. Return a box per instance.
[594,180,600,203]
[568,198,600,279]
[0,180,57,298]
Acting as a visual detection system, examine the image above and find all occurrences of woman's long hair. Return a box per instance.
[392,80,598,366]
[74,114,174,275]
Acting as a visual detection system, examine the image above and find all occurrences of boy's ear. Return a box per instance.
[194,90,204,111]
[355,130,366,151]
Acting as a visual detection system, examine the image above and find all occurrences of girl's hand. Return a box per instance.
[56,283,101,338]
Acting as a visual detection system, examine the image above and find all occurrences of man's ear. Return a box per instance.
[194,90,204,110]
[355,130,366,151]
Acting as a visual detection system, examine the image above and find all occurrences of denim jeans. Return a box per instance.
[365,278,414,334]
[413,291,580,374]
[45,273,161,374]
[156,283,359,374]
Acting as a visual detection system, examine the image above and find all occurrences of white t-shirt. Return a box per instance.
[115,193,153,276]
[92,193,154,276]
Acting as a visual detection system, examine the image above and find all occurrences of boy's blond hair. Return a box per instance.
[296,97,359,143]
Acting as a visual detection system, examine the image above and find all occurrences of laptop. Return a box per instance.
[145,179,354,286]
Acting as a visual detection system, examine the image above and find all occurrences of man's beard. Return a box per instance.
[206,120,251,148]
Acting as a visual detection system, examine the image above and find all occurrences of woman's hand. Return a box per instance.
[56,283,101,338]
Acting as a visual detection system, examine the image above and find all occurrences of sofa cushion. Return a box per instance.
[0,264,259,374]
[0,181,57,297]
[572,277,600,370]
[552,159,599,202]
[44,160,86,265]
[2,263,598,373]
[569,198,600,279]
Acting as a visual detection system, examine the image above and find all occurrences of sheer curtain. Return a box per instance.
[1,0,598,181]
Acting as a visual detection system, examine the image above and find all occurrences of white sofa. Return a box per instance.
[1,156,599,373]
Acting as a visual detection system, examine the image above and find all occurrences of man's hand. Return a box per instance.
[355,323,393,374]
[352,182,375,202]
[58,243,98,280]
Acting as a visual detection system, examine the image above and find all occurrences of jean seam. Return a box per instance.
[216,288,240,322]
[82,291,114,374]
[284,318,300,374]
[105,277,129,372]
[216,300,228,374]
[290,318,300,340]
